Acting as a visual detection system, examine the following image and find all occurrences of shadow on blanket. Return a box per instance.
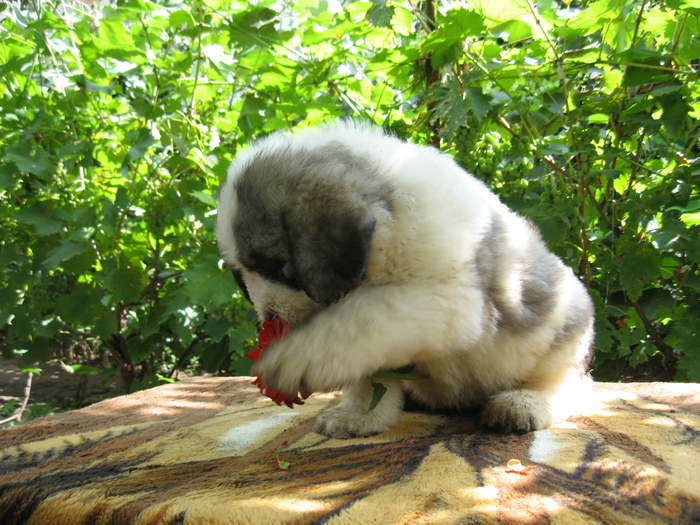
[1,378,699,524]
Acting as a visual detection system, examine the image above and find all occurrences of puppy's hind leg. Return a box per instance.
[482,332,593,433]
[314,379,404,439]
[481,389,555,433]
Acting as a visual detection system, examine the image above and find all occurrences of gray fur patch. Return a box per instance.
[552,283,594,348]
[477,213,569,332]
[232,142,393,304]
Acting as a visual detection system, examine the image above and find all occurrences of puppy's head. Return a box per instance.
[216,127,390,325]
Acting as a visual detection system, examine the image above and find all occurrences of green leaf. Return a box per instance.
[43,241,91,269]
[169,10,195,29]
[103,267,145,303]
[182,254,238,309]
[19,367,42,375]
[204,315,231,342]
[61,362,99,375]
[200,340,231,373]
[126,128,156,161]
[73,74,114,95]
[391,6,413,36]
[115,186,130,210]
[490,19,533,43]
[54,283,107,327]
[371,371,428,380]
[465,86,491,121]
[274,457,291,470]
[230,351,255,376]
[190,190,217,206]
[431,81,469,138]
[680,212,700,226]
[4,146,56,179]
[658,92,693,135]
[423,11,485,70]
[228,7,278,48]
[95,19,142,59]
[367,377,387,412]
[618,240,661,302]
[15,204,69,237]
[366,0,393,27]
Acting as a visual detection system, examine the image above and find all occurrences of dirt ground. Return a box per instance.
[0,359,121,409]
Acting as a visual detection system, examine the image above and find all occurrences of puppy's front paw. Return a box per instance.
[314,379,404,439]
[314,406,396,438]
[254,330,363,396]
[481,389,553,433]
[253,340,306,396]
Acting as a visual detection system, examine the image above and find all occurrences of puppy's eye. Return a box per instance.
[259,258,300,290]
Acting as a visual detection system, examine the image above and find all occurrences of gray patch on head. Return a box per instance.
[232,141,392,304]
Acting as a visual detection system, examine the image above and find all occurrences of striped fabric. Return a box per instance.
[1,378,699,524]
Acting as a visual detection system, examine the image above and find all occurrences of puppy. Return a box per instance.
[216,120,594,438]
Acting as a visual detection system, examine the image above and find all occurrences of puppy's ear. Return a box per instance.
[284,198,375,304]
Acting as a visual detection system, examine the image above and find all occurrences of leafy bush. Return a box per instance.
[1,0,259,390]
[0,0,698,389]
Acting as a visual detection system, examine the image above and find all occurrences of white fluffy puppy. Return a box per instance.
[216,120,594,438]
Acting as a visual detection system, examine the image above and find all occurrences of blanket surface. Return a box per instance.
[1,378,699,525]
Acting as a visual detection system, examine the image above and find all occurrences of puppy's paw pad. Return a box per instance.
[314,407,393,439]
[482,390,552,433]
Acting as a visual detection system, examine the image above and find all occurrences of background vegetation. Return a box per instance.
[1,0,699,406]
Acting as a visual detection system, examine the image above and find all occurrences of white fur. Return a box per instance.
[216,121,594,438]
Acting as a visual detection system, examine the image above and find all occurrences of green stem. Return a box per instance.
[370,371,428,380]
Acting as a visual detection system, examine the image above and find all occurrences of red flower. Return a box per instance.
[245,318,309,408]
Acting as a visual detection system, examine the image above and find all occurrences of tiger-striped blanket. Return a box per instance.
[1,378,699,524]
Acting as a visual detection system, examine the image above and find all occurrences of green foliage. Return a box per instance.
[0,0,698,387]
[1,0,259,389]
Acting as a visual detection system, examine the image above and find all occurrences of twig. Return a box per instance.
[524,0,571,114]
[167,334,206,378]
[0,372,33,426]
[423,0,440,148]
[631,301,677,381]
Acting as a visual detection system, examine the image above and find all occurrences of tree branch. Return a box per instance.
[0,372,33,426]
[167,334,206,378]
[424,0,440,148]
[631,301,677,381]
